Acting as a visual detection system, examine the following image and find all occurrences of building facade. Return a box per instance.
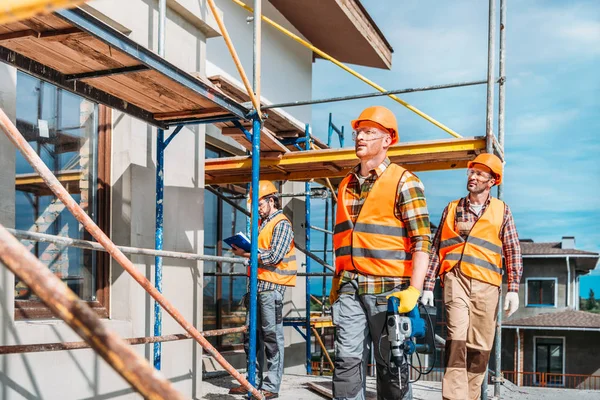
[0,1,391,398]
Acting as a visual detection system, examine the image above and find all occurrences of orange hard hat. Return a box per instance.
[250,180,278,200]
[351,106,399,145]
[468,153,503,185]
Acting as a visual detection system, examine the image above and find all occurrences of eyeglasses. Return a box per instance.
[351,129,389,142]
[467,168,493,181]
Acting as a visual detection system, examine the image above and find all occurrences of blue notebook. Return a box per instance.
[223,232,252,253]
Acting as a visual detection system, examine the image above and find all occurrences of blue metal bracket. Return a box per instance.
[233,120,253,142]
[163,124,184,148]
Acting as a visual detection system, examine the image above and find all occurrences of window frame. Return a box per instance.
[14,104,112,320]
[533,336,566,387]
[525,277,558,308]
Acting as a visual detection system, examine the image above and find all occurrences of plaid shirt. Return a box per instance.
[254,209,293,295]
[335,158,432,295]
[424,196,523,292]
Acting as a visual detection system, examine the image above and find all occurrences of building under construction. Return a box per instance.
[0,0,553,399]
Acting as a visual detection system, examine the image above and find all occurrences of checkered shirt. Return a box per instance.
[424,196,523,292]
[335,158,432,295]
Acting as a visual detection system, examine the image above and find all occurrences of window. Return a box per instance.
[526,278,557,307]
[534,337,565,386]
[203,145,249,349]
[14,72,110,319]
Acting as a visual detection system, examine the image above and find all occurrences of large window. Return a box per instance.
[534,337,565,386]
[526,278,557,307]
[14,72,110,319]
[203,145,249,348]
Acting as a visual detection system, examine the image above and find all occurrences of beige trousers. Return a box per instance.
[442,267,499,400]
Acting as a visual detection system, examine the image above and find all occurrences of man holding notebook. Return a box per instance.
[229,180,297,399]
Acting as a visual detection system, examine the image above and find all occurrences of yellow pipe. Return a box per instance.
[0,0,87,24]
[230,0,461,139]
[206,0,262,119]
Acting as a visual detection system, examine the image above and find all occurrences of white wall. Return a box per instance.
[206,0,313,124]
[0,1,207,398]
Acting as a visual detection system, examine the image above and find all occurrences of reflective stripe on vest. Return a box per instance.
[333,164,413,277]
[438,197,505,286]
[255,213,297,286]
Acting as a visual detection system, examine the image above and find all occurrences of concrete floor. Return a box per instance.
[201,373,600,399]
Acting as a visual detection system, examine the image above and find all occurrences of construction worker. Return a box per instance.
[330,106,431,400]
[229,180,297,399]
[422,153,522,400]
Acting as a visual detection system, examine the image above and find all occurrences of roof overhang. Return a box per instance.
[268,0,393,69]
[0,7,249,128]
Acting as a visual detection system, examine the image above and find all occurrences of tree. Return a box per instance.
[586,289,597,311]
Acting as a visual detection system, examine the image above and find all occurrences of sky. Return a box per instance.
[306,0,600,295]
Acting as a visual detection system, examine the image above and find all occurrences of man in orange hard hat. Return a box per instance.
[422,153,523,400]
[229,180,296,399]
[330,106,432,399]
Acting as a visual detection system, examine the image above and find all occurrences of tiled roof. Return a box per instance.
[520,241,598,256]
[504,310,600,329]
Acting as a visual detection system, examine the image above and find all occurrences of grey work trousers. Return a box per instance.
[332,282,411,400]
[244,290,285,393]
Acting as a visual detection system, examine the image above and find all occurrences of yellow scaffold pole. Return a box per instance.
[0,0,86,24]
[230,0,462,139]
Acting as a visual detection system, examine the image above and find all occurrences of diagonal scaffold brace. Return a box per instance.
[0,107,265,400]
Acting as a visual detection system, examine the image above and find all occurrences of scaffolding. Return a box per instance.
[0,1,508,399]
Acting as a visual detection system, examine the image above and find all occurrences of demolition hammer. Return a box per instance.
[386,296,435,387]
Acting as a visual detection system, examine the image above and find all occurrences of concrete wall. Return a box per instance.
[0,0,313,398]
[503,258,570,322]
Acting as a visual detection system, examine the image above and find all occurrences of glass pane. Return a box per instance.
[536,345,548,373]
[15,72,98,301]
[528,280,555,305]
[549,344,563,373]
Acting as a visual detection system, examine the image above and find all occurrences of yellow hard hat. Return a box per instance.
[249,180,278,200]
[351,106,399,145]
[468,153,503,185]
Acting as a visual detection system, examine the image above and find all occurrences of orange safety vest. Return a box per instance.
[254,212,297,286]
[438,197,505,286]
[333,164,413,277]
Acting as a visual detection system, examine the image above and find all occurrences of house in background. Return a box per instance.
[500,236,600,389]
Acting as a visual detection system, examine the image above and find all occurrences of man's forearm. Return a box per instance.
[410,251,430,291]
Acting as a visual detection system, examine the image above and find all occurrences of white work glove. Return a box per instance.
[504,292,519,318]
[421,290,434,307]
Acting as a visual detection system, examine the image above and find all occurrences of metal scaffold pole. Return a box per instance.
[247,0,262,395]
[495,0,507,398]
[483,0,496,398]
[154,0,167,371]
[305,123,312,375]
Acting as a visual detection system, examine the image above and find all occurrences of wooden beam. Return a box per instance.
[0,27,82,42]
[154,107,230,121]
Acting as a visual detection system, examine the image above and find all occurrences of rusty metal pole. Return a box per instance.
[0,108,264,400]
[0,224,186,400]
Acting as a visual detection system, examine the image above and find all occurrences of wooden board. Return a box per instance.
[0,13,247,125]
[208,75,307,137]
[221,126,290,153]
[205,137,486,185]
